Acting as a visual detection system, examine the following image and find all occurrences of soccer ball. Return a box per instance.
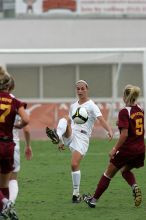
[72,107,88,124]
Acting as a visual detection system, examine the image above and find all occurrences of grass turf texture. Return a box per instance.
[17,139,146,220]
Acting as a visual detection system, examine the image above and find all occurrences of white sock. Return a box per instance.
[9,180,19,203]
[71,170,81,196]
[132,183,138,190]
[57,118,67,139]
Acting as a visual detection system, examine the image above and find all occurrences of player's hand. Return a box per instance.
[109,147,117,159]
[58,144,65,151]
[25,146,33,160]
[107,130,113,141]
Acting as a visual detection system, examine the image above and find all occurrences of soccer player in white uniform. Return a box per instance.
[9,115,32,204]
[8,76,33,204]
[46,80,113,203]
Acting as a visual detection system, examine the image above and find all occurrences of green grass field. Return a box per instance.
[17,139,146,220]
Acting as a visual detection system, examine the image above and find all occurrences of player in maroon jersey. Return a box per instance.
[83,84,145,208]
[8,76,33,206]
[0,67,29,219]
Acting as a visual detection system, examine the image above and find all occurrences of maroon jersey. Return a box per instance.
[0,92,25,140]
[118,105,145,154]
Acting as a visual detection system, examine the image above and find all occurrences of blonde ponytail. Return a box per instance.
[123,84,140,105]
[0,66,11,90]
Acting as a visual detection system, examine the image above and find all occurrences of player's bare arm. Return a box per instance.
[97,116,113,140]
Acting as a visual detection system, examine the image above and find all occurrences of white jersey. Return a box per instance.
[13,115,21,172]
[10,93,20,144]
[69,99,102,137]
[13,109,29,143]
[13,115,21,143]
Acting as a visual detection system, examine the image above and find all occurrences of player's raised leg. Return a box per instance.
[46,116,71,144]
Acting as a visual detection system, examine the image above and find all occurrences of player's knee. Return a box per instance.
[71,161,79,171]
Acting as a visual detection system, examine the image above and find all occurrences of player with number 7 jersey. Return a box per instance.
[0,94,27,140]
[0,66,29,220]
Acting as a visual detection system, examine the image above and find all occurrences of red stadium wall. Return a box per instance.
[20,102,122,140]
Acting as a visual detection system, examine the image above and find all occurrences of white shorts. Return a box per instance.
[13,141,20,172]
[63,130,89,156]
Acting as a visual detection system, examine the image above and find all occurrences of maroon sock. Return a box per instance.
[122,171,136,187]
[0,188,9,211]
[93,174,111,200]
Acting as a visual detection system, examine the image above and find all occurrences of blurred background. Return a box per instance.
[0,0,146,139]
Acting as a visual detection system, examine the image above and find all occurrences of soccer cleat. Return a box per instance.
[133,185,142,207]
[72,195,82,203]
[83,194,96,208]
[1,200,19,220]
[46,127,60,144]
[9,208,19,220]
